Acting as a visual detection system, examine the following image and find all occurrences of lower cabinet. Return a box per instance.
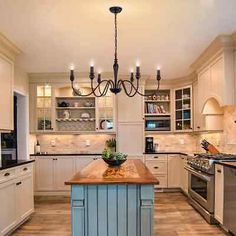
[0,163,34,236]
[145,154,188,192]
[0,180,16,235]
[214,164,224,224]
[35,156,99,193]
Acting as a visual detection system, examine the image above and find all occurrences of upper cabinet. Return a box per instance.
[29,81,116,134]
[174,86,193,131]
[191,35,235,107]
[0,54,14,131]
[0,34,20,131]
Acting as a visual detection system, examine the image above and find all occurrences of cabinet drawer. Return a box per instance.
[145,154,167,161]
[0,168,16,183]
[145,160,167,174]
[16,164,33,176]
[155,174,167,188]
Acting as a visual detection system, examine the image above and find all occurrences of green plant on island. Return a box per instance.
[105,138,116,151]
[102,148,127,161]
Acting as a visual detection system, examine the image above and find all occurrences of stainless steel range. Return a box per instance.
[185,153,236,224]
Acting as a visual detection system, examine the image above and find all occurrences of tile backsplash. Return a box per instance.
[32,134,115,154]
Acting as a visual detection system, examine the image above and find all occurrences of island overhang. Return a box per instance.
[65,159,159,185]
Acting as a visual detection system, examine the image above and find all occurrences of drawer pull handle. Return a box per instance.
[154,156,159,159]
[16,182,22,186]
[217,169,222,173]
[4,172,10,177]
[53,158,58,161]
[93,158,98,160]
[23,168,28,171]
[154,166,159,169]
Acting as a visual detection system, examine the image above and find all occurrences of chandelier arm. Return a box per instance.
[120,80,138,97]
[91,80,111,97]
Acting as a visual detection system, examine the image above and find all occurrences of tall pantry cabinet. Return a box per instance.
[0,35,20,131]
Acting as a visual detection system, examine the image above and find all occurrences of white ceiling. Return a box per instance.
[0,0,236,79]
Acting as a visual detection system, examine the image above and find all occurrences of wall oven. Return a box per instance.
[185,166,215,223]
[145,116,171,131]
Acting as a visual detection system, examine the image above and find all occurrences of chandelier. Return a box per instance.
[70,6,161,97]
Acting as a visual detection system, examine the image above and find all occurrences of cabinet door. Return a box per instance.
[54,157,74,191]
[167,155,182,188]
[180,156,188,194]
[198,68,211,110]
[35,157,54,191]
[117,89,144,122]
[211,58,223,105]
[117,122,144,156]
[16,175,34,221]
[214,164,224,224]
[0,54,13,131]
[75,156,96,172]
[0,180,16,235]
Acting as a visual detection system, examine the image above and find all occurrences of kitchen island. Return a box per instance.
[65,159,158,236]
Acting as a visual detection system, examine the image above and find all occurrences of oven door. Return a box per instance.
[185,166,214,213]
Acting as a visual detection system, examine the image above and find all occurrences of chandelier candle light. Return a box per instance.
[70,6,161,97]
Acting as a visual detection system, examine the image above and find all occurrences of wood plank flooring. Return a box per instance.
[13,192,228,236]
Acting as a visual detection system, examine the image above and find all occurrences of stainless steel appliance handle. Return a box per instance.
[184,166,212,181]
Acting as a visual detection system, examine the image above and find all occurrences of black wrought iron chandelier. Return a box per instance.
[70,6,161,97]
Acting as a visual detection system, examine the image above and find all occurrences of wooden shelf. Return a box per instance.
[56,118,95,122]
[55,96,95,99]
[56,107,95,110]
[144,113,171,116]
[145,100,170,103]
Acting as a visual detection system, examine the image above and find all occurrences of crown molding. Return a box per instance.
[190,34,235,71]
[0,33,21,61]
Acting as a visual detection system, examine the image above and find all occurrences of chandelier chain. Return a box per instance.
[114,13,118,60]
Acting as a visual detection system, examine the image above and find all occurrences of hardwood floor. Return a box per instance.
[13,192,228,236]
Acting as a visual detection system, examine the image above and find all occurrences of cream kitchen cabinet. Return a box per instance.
[0,53,14,131]
[117,122,144,156]
[74,156,99,172]
[54,157,74,191]
[117,87,144,122]
[35,156,74,192]
[167,155,182,188]
[0,180,16,235]
[214,164,224,224]
[196,53,235,107]
[180,155,188,194]
[145,154,168,188]
[0,163,34,236]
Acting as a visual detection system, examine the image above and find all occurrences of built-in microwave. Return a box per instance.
[145,116,171,131]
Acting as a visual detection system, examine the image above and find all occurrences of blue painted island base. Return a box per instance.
[71,184,155,236]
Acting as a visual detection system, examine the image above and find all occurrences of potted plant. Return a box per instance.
[102,148,127,167]
[105,138,116,152]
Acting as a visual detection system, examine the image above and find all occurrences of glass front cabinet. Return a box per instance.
[30,83,54,133]
[174,86,193,131]
[30,83,116,134]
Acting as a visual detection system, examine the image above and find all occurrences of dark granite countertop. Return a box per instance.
[0,159,35,170]
[30,153,102,156]
[143,152,188,156]
[218,161,236,169]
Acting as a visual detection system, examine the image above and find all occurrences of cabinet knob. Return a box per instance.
[23,167,28,171]
[4,172,10,177]
[217,169,222,173]
[153,156,159,159]
[197,126,200,129]
[154,166,159,169]
[53,158,58,161]
[16,182,22,186]
[93,157,98,160]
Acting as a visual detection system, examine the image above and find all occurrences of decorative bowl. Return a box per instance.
[102,158,126,167]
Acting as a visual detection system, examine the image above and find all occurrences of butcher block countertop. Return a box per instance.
[65,159,159,185]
